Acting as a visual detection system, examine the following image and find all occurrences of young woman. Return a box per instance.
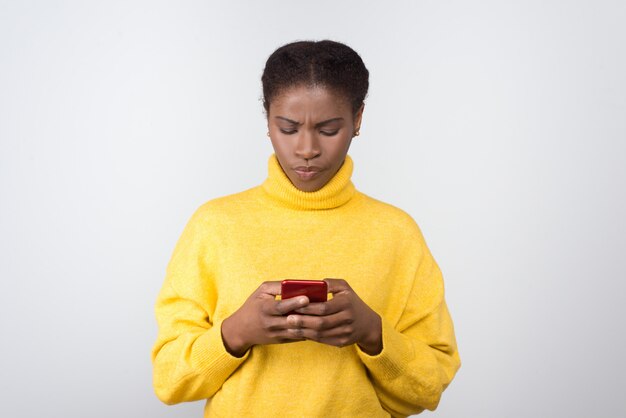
[151,40,461,417]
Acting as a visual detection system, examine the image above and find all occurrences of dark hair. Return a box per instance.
[261,40,369,116]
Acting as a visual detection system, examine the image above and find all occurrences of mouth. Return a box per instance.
[294,168,321,180]
[294,165,322,172]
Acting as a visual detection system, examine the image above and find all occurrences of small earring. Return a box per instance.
[266,132,270,137]
[354,130,360,137]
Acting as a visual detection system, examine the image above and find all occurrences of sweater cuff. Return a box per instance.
[191,320,250,382]
[355,317,415,381]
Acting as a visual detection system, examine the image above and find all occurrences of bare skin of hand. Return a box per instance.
[221,281,311,357]
[291,278,383,355]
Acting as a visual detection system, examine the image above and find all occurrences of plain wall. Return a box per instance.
[1,1,625,417]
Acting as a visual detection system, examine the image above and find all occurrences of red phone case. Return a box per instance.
[281,280,328,315]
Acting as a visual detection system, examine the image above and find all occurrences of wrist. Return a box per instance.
[358,313,382,355]
[221,315,250,358]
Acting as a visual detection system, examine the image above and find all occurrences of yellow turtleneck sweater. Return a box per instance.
[151,153,461,417]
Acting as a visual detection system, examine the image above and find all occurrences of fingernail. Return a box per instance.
[298,297,307,305]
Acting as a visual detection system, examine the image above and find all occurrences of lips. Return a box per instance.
[294,166,322,180]
[295,171,318,180]
[294,166,322,172]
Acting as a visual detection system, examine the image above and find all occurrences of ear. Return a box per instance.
[353,103,365,133]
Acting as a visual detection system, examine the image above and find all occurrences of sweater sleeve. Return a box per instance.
[150,207,250,405]
[355,229,461,417]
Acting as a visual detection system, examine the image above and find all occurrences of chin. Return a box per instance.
[296,180,323,192]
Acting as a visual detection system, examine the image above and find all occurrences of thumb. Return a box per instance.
[323,278,351,294]
[275,295,310,315]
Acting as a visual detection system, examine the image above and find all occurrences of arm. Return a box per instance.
[150,208,249,405]
[355,240,461,417]
[152,281,314,406]
[289,248,460,416]
[151,281,250,405]
[151,208,314,405]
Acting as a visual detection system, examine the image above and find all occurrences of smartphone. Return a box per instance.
[281,280,328,314]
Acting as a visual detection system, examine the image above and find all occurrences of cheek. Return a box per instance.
[269,136,295,159]
[328,133,353,152]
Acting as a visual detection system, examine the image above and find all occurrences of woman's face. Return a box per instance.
[267,85,363,192]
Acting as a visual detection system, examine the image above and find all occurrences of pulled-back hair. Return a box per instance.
[261,40,369,116]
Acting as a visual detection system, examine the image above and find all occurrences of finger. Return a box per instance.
[275,321,308,340]
[323,278,351,294]
[293,297,345,316]
[273,295,309,316]
[294,326,355,347]
[280,316,308,340]
[259,316,307,342]
[257,281,282,296]
[285,327,307,340]
[294,311,353,331]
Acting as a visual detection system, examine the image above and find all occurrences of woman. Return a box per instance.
[151,40,461,417]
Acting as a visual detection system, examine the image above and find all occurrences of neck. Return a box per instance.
[260,153,357,210]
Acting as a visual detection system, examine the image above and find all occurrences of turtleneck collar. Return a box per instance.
[261,153,356,210]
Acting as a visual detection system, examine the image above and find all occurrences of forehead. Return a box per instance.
[269,85,351,119]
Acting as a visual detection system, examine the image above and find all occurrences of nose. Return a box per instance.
[295,129,321,160]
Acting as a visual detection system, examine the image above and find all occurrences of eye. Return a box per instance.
[320,130,339,136]
[279,129,297,135]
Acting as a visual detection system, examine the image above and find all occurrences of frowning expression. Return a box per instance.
[267,85,363,192]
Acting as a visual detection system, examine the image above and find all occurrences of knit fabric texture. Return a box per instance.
[151,153,461,417]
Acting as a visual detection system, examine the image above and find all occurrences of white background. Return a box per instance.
[1,1,625,417]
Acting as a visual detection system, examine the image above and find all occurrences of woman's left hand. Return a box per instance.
[290,278,383,355]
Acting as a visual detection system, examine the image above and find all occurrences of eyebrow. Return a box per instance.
[275,116,344,128]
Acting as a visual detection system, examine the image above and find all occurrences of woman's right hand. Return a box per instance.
[220,281,310,357]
